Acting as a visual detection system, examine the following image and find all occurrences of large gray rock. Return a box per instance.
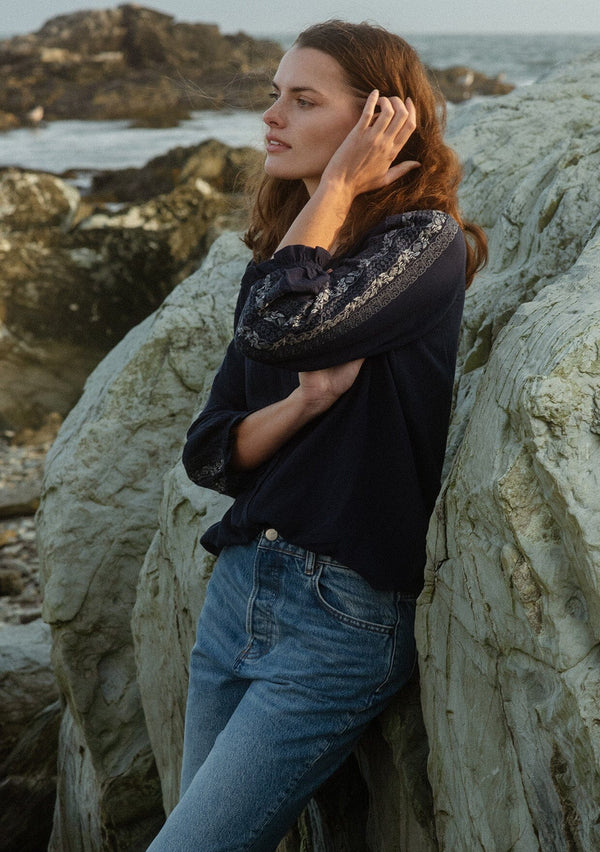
[444,49,600,465]
[132,464,232,811]
[37,232,247,850]
[415,51,600,850]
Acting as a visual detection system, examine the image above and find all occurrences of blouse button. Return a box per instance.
[265,528,278,541]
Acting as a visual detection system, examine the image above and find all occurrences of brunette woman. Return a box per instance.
[147,19,486,852]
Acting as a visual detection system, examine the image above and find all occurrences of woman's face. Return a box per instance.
[263,46,362,196]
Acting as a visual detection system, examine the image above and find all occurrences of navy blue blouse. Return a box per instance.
[182,210,466,592]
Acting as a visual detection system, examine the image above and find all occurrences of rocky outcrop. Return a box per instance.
[36,232,247,850]
[0,5,283,127]
[0,5,514,129]
[0,139,259,431]
[415,49,600,850]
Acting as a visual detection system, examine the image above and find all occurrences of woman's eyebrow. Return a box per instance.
[271,82,322,95]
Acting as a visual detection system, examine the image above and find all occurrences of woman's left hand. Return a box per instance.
[296,359,365,414]
[320,91,420,199]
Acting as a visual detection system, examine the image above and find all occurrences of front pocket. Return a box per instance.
[312,561,397,634]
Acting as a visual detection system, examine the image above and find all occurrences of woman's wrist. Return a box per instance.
[288,384,334,420]
[275,179,354,254]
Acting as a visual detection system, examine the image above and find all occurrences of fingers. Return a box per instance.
[386,159,421,185]
[359,89,381,128]
[380,96,416,137]
[351,90,419,191]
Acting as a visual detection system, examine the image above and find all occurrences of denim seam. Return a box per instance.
[257,543,305,559]
[232,542,263,671]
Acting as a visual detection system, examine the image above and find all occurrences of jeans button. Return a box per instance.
[265,528,278,541]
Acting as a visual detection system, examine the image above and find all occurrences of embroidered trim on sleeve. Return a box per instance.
[236,211,458,357]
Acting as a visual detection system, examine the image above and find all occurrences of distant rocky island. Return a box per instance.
[0,4,514,131]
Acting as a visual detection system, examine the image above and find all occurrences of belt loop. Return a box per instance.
[304,549,316,576]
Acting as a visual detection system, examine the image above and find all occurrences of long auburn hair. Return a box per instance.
[243,20,487,287]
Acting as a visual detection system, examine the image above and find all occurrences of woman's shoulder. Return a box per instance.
[364,209,460,245]
[349,209,464,271]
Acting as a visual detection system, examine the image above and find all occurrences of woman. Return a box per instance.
[148,19,486,852]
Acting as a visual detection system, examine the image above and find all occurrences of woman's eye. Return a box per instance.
[268,92,279,102]
[297,98,313,107]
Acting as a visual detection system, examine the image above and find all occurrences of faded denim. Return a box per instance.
[146,530,417,852]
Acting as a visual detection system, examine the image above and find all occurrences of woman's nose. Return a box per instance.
[263,100,284,127]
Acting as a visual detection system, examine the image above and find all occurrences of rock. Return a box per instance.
[178,139,263,194]
[0,167,79,229]
[0,165,226,431]
[428,65,514,102]
[356,679,437,851]
[0,568,24,595]
[0,619,58,762]
[48,704,164,852]
[0,483,41,518]
[0,699,62,852]
[0,419,58,624]
[415,50,600,849]
[0,109,19,131]
[91,139,263,203]
[444,48,600,468]
[0,619,60,852]
[132,463,233,811]
[36,232,248,849]
[0,5,283,127]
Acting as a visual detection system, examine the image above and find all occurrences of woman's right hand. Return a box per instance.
[320,91,419,200]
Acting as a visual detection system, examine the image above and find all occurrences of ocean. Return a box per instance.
[0,32,598,176]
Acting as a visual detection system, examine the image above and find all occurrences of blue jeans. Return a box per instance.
[147,530,417,852]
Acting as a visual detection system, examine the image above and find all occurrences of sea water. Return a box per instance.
[0,32,597,174]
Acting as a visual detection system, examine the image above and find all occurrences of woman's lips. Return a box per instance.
[265,137,291,152]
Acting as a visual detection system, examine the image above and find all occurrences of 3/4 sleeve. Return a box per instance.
[182,341,255,497]
[234,210,466,371]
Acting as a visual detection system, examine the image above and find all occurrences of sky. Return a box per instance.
[6,0,600,37]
